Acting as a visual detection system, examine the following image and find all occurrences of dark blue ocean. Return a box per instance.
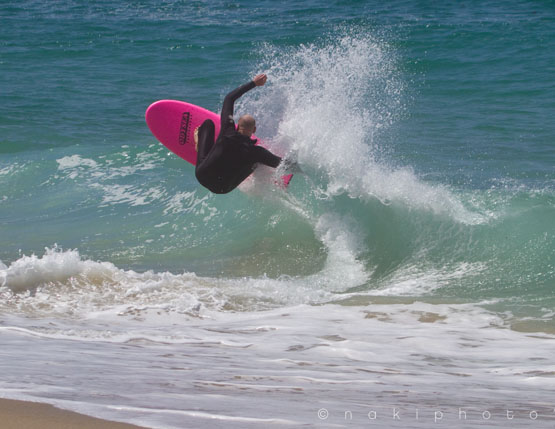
[1,1,554,428]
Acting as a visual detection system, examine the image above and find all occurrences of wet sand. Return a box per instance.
[0,398,147,429]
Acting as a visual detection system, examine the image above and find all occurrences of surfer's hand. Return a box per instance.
[253,74,267,86]
[278,156,302,175]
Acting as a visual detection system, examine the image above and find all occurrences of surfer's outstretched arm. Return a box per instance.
[251,145,282,168]
[220,74,267,133]
[220,81,254,132]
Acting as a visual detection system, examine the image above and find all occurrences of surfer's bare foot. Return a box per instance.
[194,127,199,152]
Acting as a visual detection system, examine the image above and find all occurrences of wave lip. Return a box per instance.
[0,247,90,293]
[0,242,367,318]
[245,30,487,225]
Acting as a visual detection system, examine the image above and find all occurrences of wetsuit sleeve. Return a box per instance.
[220,80,257,133]
[251,145,282,168]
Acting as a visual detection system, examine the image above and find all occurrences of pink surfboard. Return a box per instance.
[145,100,292,188]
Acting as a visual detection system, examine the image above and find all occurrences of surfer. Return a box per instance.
[193,74,283,194]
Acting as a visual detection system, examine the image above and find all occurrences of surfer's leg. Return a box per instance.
[195,119,215,166]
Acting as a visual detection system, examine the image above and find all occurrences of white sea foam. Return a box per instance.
[55,150,166,207]
[57,150,160,179]
[57,154,98,170]
[1,301,554,428]
[91,183,166,207]
[373,261,488,296]
[162,190,215,216]
[1,245,554,428]
[0,163,21,176]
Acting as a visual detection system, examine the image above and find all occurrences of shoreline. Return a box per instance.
[0,398,147,429]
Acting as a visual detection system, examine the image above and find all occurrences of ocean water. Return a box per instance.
[1,0,554,427]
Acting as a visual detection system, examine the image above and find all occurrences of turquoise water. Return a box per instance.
[1,1,555,427]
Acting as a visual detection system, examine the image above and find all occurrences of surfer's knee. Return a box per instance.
[200,119,215,131]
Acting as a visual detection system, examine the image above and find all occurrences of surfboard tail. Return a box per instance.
[281,174,293,188]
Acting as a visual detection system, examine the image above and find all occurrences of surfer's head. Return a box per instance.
[237,114,256,137]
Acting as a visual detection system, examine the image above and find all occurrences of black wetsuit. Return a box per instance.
[195,81,282,194]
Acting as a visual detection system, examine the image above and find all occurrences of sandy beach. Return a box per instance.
[0,398,147,429]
